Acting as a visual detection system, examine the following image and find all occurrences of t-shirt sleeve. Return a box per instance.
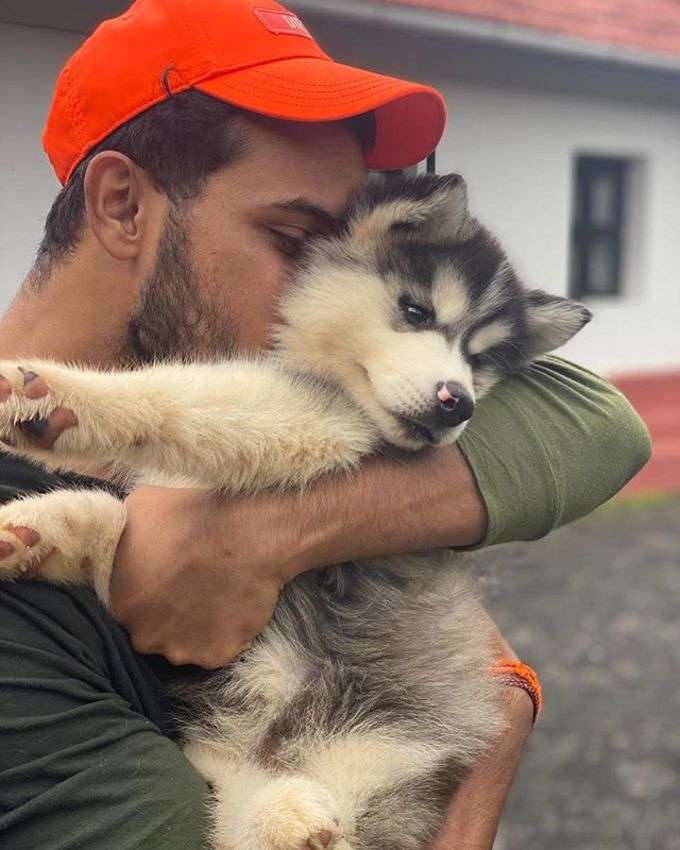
[457,355,652,547]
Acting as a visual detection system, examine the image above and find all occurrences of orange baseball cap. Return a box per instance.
[43,0,447,186]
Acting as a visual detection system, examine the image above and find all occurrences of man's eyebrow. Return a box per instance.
[266,198,339,232]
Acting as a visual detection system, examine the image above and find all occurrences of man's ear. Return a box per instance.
[83,151,152,261]
[524,290,593,358]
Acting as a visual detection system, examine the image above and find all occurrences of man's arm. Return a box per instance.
[111,355,650,665]
[277,354,652,566]
[109,445,484,666]
[432,687,533,850]
[309,354,651,557]
[430,630,535,850]
[457,355,652,546]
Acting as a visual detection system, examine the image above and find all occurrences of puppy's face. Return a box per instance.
[275,175,591,450]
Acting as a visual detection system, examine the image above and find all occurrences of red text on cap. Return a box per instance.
[253,8,312,38]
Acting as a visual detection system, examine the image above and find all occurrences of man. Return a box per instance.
[0,1,650,848]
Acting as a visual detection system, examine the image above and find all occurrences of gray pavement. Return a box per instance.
[475,497,680,850]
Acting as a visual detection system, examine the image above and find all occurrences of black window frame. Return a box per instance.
[570,156,627,298]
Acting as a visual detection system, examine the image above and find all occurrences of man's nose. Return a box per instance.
[432,381,475,428]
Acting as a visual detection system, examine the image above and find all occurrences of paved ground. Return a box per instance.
[473,496,680,850]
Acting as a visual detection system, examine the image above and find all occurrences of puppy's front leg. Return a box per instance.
[0,359,164,474]
[0,488,126,603]
[0,359,375,492]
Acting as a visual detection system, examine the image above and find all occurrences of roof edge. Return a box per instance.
[290,0,680,75]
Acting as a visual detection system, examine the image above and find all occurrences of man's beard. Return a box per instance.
[118,206,237,367]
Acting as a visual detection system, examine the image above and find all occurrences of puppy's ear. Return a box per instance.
[347,173,476,251]
[524,290,592,358]
[419,173,471,238]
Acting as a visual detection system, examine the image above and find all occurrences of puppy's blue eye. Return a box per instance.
[400,299,433,327]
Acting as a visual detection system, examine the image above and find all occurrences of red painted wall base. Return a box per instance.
[612,371,680,497]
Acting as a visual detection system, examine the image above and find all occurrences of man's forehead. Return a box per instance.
[239,115,366,199]
[245,111,365,152]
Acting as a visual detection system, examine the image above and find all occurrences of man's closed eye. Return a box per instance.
[268,225,309,258]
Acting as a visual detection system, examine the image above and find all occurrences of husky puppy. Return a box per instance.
[0,175,590,850]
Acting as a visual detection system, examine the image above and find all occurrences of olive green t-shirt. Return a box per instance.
[0,457,212,849]
[0,356,650,849]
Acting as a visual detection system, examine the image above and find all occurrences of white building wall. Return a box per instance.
[1,18,679,374]
[430,84,680,374]
[0,23,79,298]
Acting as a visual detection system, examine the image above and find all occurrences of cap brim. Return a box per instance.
[196,57,446,171]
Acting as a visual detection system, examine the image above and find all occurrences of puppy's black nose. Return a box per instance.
[434,381,474,427]
[406,383,475,442]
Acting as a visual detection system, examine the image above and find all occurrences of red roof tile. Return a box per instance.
[379,0,680,58]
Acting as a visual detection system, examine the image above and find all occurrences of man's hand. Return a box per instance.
[109,486,303,668]
[430,631,535,850]
[110,447,486,667]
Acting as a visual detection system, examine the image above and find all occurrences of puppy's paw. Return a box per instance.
[0,491,107,587]
[0,363,77,451]
[225,776,344,850]
[0,523,56,579]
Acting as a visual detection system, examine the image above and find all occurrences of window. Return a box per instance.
[569,156,629,298]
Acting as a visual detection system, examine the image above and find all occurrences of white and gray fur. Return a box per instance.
[0,174,591,850]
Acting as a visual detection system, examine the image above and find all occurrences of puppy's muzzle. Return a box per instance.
[403,382,475,444]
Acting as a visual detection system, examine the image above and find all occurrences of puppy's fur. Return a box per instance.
[0,175,590,850]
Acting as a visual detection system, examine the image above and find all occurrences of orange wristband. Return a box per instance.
[492,659,543,723]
